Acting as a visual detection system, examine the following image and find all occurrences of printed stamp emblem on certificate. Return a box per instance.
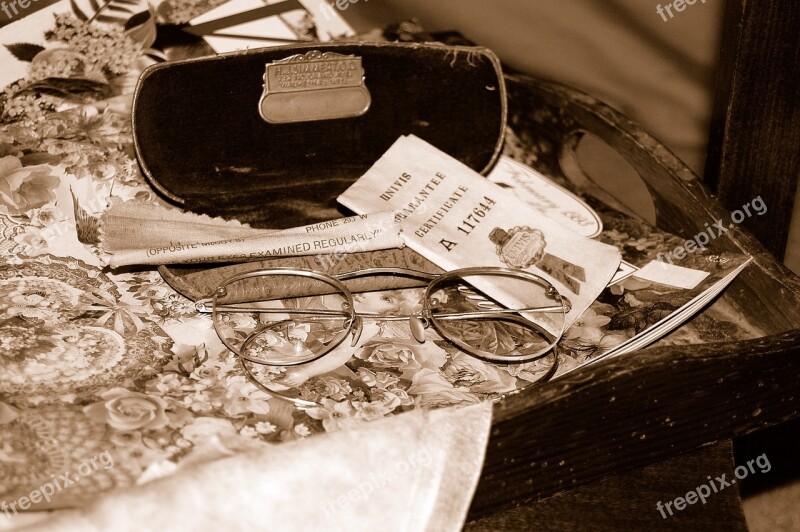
[259,50,372,124]
[489,226,586,294]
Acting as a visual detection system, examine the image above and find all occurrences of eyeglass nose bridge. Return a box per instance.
[346,314,430,346]
[349,316,363,347]
[409,315,429,343]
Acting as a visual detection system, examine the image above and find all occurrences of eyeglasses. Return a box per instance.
[197,266,569,407]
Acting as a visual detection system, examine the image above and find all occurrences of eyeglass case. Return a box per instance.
[132,41,507,229]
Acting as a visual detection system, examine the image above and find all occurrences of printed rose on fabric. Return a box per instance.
[221,376,271,417]
[145,372,192,396]
[12,226,50,256]
[180,417,238,444]
[597,334,627,352]
[407,368,481,408]
[370,386,413,410]
[564,308,611,343]
[189,365,224,389]
[306,375,353,401]
[503,355,564,382]
[356,339,447,378]
[163,343,208,375]
[84,388,169,431]
[443,352,517,394]
[306,398,364,432]
[0,156,60,214]
[351,399,394,421]
[436,318,522,357]
[356,367,400,390]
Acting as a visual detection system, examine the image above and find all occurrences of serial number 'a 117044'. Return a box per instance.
[456,196,496,236]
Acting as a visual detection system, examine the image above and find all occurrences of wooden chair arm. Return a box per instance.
[471,329,800,517]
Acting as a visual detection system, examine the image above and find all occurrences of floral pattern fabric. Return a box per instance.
[0,2,751,510]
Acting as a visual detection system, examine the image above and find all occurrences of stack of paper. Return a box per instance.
[338,135,623,337]
[338,136,751,375]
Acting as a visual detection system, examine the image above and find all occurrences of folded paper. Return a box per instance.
[187,0,355,54]
[101,203,403,267]
[338,135,622,332]
[99,199,270,253]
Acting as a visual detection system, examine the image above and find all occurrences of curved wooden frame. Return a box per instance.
[468,74,800,518]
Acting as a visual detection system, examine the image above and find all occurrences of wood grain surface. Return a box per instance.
[705,0,800,260]
[464,73,800,521]
[469,330,800,518]
[467,442,747,531]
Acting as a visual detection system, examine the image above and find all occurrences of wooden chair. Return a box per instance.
[461,3,800,523]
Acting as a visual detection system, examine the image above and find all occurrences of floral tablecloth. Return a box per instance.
[0,2,754,510]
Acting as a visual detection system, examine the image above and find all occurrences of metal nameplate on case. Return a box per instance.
[258,51,371,124]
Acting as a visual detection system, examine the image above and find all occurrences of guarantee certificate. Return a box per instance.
[338,135,621,330]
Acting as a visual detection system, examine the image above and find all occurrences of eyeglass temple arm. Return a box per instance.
[205,304,564,318]
[202,305,352,317]
[334,268,571,310]
[196,300,347,315]
[334,267,440,282]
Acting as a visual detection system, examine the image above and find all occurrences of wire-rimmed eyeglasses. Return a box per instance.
[197,266,569,406]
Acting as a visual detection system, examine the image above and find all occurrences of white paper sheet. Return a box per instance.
[338,135,622,332]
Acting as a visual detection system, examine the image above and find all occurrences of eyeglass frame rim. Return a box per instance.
[209,267,356,363]
[201,265,568,313]
[207,265,566,408]
[237,346,563,410]
[206,265,567,362]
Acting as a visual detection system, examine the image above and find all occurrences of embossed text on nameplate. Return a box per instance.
[259,51,371,124]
